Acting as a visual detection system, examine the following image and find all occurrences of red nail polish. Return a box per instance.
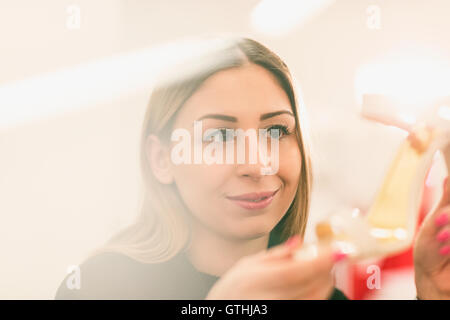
[435,213,449,227]
[332,251,347,262]
[436,230,450,242]
[439,245,450,256]
[285,235,300,248]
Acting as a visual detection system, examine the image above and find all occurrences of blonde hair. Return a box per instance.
[94,37,313,263]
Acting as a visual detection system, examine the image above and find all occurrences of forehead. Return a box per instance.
[174,63,293,125]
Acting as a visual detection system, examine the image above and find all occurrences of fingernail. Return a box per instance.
[435,213,449,227]
[439,245,450,256]
[285,235,300,248]
[436,230,450,242]
[332,251,348,262]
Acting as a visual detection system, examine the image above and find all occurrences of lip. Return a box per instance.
[226,188,279,210]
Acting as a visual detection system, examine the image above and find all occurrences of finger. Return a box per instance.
[437,176,450,208]
[302,276,335,300]
[407,128,432,153]
[436,224,450,257]
[436,225,450,243]
[421,178,450,236]
[290,271,334,300]
[433,205,450,229]
[263,235,303,261]
[438,244,450,256]
[274,245,344,288]
[442,142,450,186]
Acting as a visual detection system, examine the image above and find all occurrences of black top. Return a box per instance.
[55,250,347,300]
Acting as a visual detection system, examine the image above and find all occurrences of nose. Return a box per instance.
[234,133,271,180]
[236,161,264,181]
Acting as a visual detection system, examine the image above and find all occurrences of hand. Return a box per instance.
[414,170,450,299]
[205,236,346,300]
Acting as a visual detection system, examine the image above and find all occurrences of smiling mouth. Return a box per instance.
[226,189,279,201]
[225,188,280,209]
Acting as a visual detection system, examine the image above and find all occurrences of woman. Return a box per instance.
[55,37,450,300]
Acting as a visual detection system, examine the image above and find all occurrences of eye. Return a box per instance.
[264,124,291,139]
[203,128,233,142]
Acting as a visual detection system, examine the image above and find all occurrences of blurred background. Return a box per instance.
[1,0,449,299]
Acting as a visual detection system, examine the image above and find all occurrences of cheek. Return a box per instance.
[277,139,302,186]
[171,163,232,216]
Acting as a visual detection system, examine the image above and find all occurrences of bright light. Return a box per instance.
[251,0,335,36]
[355,47,450,118]
[0,37,236,130]
[370,228,392,239]
[438,105,450,120]
[361,93,418,132]
[393,228,407,240]
[351,208,361,218]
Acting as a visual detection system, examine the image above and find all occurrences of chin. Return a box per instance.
[225,219,276,240]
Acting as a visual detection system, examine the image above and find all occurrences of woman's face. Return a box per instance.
[166,63,302,240]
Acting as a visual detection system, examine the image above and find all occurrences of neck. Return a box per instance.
[185,221,270,277]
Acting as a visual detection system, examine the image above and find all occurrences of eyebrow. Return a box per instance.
[196,110,294,123]
[260,110,294,121]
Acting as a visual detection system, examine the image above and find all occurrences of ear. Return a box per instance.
[145,134,174,185]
